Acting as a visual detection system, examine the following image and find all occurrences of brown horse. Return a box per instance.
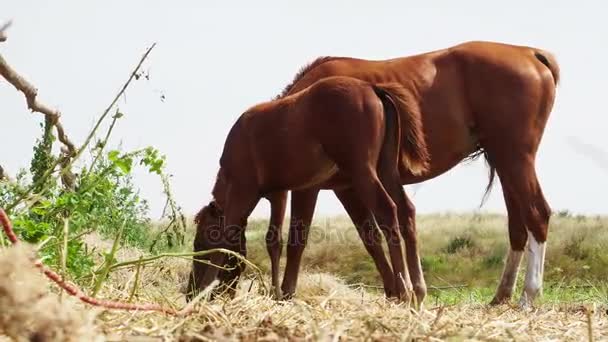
[186,76,430,301]
[264,41,559,308]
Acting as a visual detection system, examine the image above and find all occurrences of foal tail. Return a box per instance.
[373,83,430,176]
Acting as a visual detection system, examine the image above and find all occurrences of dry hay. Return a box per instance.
[0,234,605,341]
[0,243,103,342]
[97,256,608,341]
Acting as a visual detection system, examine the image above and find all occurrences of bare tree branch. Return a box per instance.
[0,20,11,42]
[0,52,76,156]
[4,43,157,212]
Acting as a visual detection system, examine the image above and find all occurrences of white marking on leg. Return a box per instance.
[412,257,426,293]
[494,249,524,302]
[519,234,546,308]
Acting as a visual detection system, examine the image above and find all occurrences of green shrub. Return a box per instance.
[0,123,183,280]
[444,236,475,254]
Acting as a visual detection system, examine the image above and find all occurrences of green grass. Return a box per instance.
[244,213,607,303]
[178,212,608,306]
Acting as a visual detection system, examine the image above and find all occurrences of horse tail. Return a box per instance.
[373,83,429,176]
[534,50,560,86]
[479,150,496,208]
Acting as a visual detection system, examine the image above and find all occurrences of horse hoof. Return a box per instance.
[280,291,295,301]
[489,295,512,306]
[272,287,283,300]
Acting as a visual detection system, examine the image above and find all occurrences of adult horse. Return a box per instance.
[272,41,559,308]
[186,76,430,301]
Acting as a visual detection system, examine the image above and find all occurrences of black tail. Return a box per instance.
[480,150,496,208]
[460,145,497,208]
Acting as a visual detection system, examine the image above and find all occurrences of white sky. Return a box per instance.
[2,1,607,218]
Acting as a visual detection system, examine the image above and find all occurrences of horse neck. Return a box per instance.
[210,168,228,211]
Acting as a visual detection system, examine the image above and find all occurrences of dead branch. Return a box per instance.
[0,53,76,156]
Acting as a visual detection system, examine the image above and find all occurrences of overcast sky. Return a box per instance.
[2,1,607,219]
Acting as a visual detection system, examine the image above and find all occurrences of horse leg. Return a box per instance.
[334,187,396,298]
[351,168,408,301]
[490,189,526,305]
[493,156,550,308]
[265,191,287,299]
[392,187,426,306]
[375,166,416,304]
[280,188,319,299]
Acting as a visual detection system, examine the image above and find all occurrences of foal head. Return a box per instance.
[186,201,247,301]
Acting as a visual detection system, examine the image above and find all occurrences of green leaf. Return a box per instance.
[115,157,133,174]
[108,150,120,162]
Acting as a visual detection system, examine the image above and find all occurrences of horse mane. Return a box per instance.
[275,56,342,99]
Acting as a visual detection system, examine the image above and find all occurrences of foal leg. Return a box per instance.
[334,187,396,298]
[351,168,409,301]
[280,188,319,299]
[265,191,288,299]
[376,168,416,304]
[393,187,426,306]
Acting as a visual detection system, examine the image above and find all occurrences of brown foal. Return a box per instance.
[186,76,429,301]
[271,41,559,308]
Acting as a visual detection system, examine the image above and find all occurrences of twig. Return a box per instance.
[85,108,122,177]
[78,44,156,166]
[148,217,176,252]
[59,217,69,300]
[586,306,595,342]
[345,282,468,291]
[128,256,144,302]
[42,227,95,250]
[159,172,186,246]
[105,249,258,274]
[92,219,125,297]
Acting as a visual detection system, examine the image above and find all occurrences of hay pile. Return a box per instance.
[0,244,103,341]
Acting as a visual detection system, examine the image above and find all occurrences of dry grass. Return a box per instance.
[1,214,607,341]
[89,253,608,341]
[74,223,608,341]
[94,268,608,341]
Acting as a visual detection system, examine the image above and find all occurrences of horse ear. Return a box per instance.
[208,200,222,217]
[194,201,219,225]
